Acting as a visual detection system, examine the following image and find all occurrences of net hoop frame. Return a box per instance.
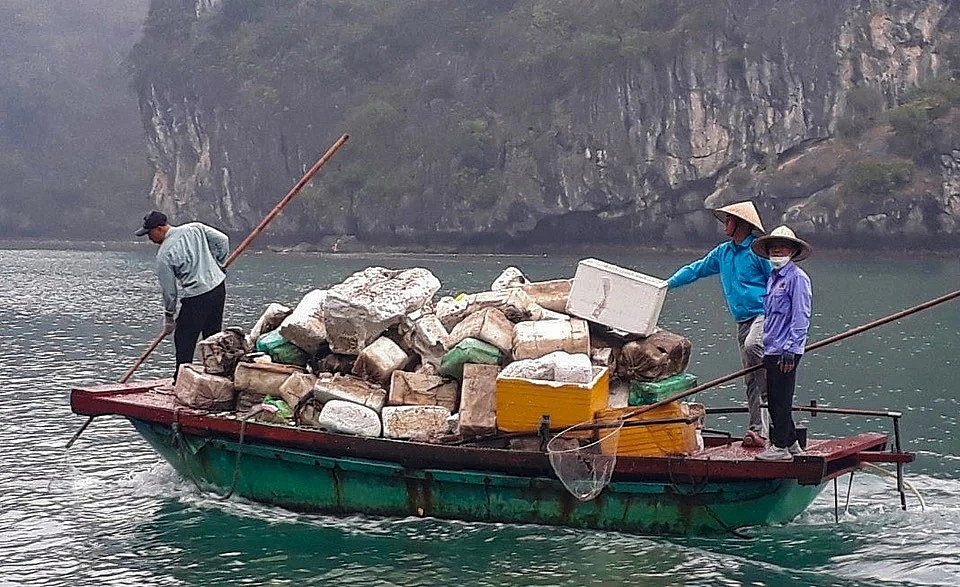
[546,417,624,501]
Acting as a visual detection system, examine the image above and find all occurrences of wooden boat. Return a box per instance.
[70,379,915,536]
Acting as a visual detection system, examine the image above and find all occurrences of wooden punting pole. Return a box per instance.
[222,134,350,270]
[623,287,960,420]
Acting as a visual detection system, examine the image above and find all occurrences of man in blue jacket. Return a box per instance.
[136,210,230,378]
[666,201,773,447]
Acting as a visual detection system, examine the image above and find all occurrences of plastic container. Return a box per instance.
[596,401,699,456]
[495,366,609,433]
[628,372,698,406]
[566,258,667,336]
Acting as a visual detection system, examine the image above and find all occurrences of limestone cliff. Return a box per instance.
[133,0,960,249]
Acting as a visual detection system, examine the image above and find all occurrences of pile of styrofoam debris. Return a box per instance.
[172,260,694,444]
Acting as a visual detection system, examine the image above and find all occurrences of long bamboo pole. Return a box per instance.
[621,287,960,420]
[119,333,166,384]
[223,133,349,269]
[66,134,349,449]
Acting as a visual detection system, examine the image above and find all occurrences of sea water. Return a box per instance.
[0,244,957,586]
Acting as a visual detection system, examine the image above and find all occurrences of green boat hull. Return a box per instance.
[132,419,825,535]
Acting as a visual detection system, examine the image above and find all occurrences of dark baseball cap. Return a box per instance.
[135,210,168,236]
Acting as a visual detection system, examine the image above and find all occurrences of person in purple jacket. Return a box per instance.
[750,226,813,461]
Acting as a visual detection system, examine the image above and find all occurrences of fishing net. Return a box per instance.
[547,418,623,501]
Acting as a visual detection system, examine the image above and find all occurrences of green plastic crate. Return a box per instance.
[628,372,698,406]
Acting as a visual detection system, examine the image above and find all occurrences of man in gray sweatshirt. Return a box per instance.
[136,210,230,378]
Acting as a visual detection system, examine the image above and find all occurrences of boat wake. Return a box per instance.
[104,458,960,586]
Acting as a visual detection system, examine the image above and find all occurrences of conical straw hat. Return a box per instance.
[751,225,813,262]
[712,201,765,234]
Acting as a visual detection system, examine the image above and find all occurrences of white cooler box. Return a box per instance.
[566,258,667,336]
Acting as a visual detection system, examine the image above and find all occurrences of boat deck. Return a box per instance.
[71,380,914,486]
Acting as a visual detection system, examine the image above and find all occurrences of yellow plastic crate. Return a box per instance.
[596,401,699,457]
[495,367,609,433]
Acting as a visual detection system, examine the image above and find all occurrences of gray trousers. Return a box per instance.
[737,315,768,434]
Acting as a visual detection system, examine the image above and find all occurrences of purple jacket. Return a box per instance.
[762,262,812,355]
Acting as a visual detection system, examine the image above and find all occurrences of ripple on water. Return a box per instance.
[1,247,959,586]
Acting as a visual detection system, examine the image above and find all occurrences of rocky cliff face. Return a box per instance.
[136,0,960,249]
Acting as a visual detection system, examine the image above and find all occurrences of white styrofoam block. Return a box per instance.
[381,405,451,441]
[174,364,235,410]
[511,318,590,360]
[318,400,382,437]
[246,303,292,349]
[547,351,594,384]
[490,266,528,290]
[566,258,667,336]
[499,358,555,381]
[279,289,328,354]
[313,374,387,413]
[497,351,592,384]
[323,267,441,354]
[353,336,409,385]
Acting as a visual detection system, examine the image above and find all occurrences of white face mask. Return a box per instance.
[770,255,791,269]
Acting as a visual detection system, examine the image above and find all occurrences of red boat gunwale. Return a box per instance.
[70,381,915,487]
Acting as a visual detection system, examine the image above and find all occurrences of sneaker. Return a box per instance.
[742,430,766,448]
[788,441,803,456]
[755,445,793,461]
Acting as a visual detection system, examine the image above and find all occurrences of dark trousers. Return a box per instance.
[174,281,226,377]
[763,354,801,449]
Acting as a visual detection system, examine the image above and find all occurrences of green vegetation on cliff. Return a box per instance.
[3,0,959,246]
[128,0,960,248]
[129,0,738,242]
